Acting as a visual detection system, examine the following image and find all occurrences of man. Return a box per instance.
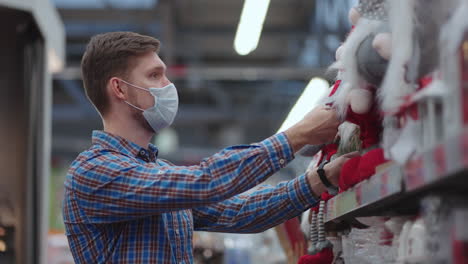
[62,31,354,263]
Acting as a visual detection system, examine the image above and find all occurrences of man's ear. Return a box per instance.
[108,77,127,101]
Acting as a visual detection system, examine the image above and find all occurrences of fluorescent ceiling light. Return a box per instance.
[234,0,271,56]
[277,78,329,133]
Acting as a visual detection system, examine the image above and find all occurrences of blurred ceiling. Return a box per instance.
[52,0,356,164]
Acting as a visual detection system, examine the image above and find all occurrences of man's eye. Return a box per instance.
[151,73,160,78]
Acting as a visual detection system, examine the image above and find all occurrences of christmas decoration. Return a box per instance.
[298,201,334,264]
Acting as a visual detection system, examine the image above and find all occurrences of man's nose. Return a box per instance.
[162,75,171,86]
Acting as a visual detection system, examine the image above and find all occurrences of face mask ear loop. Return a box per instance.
[119,79,151,111]
[124,101,145,112]
[118,79,150,92]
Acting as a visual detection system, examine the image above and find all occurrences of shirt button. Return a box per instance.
[279,159,285,165]
[175,230,180,235]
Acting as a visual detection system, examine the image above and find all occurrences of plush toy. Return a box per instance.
[323,0,390,150]
[333,0,391,120]
[329,0,391,190]
[304,0,391,155]
[379,0,459,113]
[339,148,386,191]
[298,248,334,264]
[301,0,393,195]
[379,0,461,163]
[299,2,394,260]
[439,0,468,137]
[300,0,392,156]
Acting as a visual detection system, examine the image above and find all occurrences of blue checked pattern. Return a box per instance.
[62,130,318,263]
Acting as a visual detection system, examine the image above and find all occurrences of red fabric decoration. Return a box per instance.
[319,144,338,164]
[339,155,361,191]
[338,148,388,191]
[345,103,382,149]
[391,75,434,121]
[418,75,433,90]
[453,239,468,264]
[379,228,394,246]
[298,248,334,264]
[328,80,342,97]
[357,148,387,181]
[320,191,335,202]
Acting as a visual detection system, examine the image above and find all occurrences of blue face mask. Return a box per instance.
[119,79,179,133]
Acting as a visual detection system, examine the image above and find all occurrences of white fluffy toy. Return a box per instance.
[333,0,391,120]
[379,0,461,113]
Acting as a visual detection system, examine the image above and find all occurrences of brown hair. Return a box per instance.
[81,31,160,116]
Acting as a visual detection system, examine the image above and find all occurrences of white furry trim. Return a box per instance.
[440,1,467,62]
[301,209,311,239]
[334,82,352,120]
[316,84,336,107]
[379,0,416,112]
[439,0,468,136]
[334,18,381,119]
[327,58,344,77]
[338,122,359,147]
[381,116,399,159]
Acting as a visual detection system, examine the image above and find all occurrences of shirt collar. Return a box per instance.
[92,130,159,161]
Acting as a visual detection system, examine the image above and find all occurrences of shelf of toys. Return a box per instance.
[293,0,468,263]
[325,127,468,225]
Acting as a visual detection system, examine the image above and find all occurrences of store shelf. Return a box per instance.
[325,128,468,227]
[405,128,468,191]
[325,164,404,223]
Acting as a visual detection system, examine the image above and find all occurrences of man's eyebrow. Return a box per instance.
[147,65,166,73]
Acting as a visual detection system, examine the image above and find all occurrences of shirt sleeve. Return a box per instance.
[191,173,319,233]
[71,133,294,223]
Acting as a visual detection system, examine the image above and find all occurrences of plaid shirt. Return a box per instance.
[63,130,318,263]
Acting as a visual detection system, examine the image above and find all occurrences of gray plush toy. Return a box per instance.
[354,0,390,87]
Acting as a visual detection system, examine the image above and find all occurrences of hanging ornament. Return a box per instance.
[298,201,334,264]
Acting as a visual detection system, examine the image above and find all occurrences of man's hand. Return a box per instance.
[306,152,360,197]
[284,107,340,153]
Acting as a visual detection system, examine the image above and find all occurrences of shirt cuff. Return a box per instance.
[287,173,319,211]
[258,132,295,171]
